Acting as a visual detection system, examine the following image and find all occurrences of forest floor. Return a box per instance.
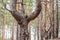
[48,38,60,40]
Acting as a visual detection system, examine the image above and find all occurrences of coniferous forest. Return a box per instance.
[0,0,60,40]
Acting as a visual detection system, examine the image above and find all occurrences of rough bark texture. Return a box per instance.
[11,22,14,40]
[16,24,20,40]
[10,0,41,40]
[55,0,59,38]
[16,24,18,40]
[43,0,54,39]
[51,0,54,38]
[36,17,39,40]
[19,19,29,40]
[41,0,47,40]
[40,12,43,40]
[2,14,6,40]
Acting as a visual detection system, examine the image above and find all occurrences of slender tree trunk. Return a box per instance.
[36,17,39,40]
[55,0,59,38]
[28,23,31,40]
[51,0,54,38]
[16,24,18,40]
[34,16,40,40]
[16,0,20,40]
[34,20,37,40]
[47,0,54,39]
[47,0,52,39]
[34,19,37,40]
[11,22,14,40]
[11,18,15,40]
[16,24,20,40]
[40,12,43,40]
[2,14,6,40]
[41,0,47,40]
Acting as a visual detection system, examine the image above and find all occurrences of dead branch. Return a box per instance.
[2,0,12,12]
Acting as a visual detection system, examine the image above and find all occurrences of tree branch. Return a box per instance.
[2,0,24,22]
[2,0,12,12]
[10,0,24,22]
[27,0,42,22]
[11,11,24,22]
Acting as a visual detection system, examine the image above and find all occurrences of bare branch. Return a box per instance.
[27,0,42,22]
[2,0,12,12]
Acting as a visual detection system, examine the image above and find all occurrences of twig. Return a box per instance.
[2,0,12,12]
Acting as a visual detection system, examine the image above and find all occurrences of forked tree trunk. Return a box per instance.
[5,0,41,40]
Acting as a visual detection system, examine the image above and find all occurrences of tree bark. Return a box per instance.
[41,0,47,40]
[19,20,29,40]
[2,14,6,40]
[36,17,39,40]
[16,24,18,40]
[55,0,59,38]
[40,12,43,40]
[11,22,14,40]
[51,0,54,38]
[3,0,42,40]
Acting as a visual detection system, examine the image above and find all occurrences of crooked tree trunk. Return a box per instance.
[2,13,6,40]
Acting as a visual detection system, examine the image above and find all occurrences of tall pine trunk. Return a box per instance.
[36,17,39,40]
[41,0,47,40]
[55,0,59,38]
[2,14,6,40]
[51,0,54,38]
[11,18,14,40]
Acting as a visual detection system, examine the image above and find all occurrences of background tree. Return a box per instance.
[41,0,47,40]
[55,0,59,38]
